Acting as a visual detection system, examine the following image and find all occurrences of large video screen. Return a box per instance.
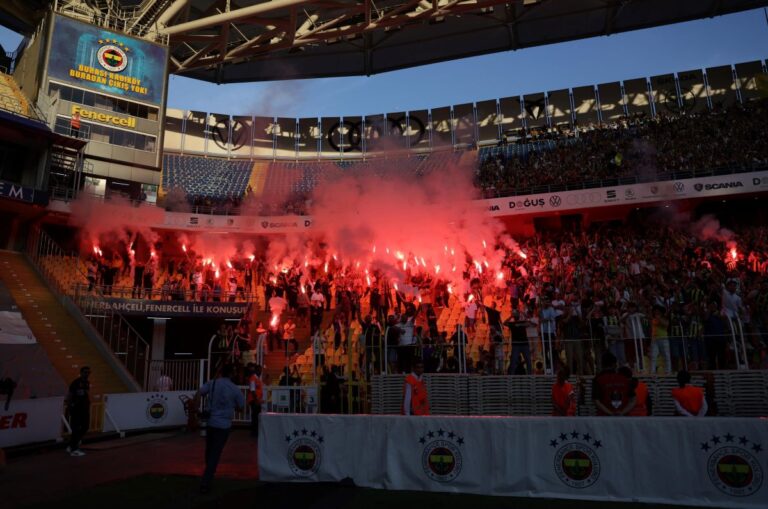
[47,15,167,105]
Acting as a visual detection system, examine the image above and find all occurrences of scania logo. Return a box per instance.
[695,182,744,192]
[549,195,562,207]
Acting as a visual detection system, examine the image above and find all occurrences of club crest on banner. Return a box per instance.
[701,432,763,497]
[96,39,129,73]
[144,393,168,424]
[550,430,602,488]
[418,428,464,483]
[285,428,323,476]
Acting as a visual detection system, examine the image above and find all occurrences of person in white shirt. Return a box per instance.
[464,299,478,332]
[539,298,558,374]
[310,287,326,336]
[722,279,744,319]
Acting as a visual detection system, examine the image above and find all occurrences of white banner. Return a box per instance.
[0,311,37,344]
[484,170,768,217]
[102,391,194,432]
[0,397,64,447]
[260,414,768,508]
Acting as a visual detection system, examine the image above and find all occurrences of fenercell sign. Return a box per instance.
[71,105,136,128]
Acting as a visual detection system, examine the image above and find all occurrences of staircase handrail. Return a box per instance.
[26,226,152,384]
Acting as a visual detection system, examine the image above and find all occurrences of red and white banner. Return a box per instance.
[260,414,768,508]
[102,391,195,432]
[0,397,64,448]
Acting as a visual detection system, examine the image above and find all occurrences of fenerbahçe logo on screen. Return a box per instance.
[550,430,603,488]
[145,393,168,424]
[419,428,464,483]
[285,428,323,476]
[97,39,129,73]
[701,432,763,497]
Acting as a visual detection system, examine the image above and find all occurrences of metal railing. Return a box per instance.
[52,122,91,141]
[27,227,151,388]
[71,282,259,304]
[147,359,207,392]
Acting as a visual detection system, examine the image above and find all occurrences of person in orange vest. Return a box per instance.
[671,370,708,417]
[620,366,652,416]
[551,367,576,416]
[70,111,81,138]
[246,363,264,438]
[402,359,430,416]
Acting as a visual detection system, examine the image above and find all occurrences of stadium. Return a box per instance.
[0,0,767,508]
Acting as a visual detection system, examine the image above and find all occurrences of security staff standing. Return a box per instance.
[402,360,430,416]
[671,370,708,417]
[70,111,81,138]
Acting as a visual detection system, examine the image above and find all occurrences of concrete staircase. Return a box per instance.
[0,251,129,400]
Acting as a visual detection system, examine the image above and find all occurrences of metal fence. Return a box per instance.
[147,359,207,392]
[370,371,768,417]
[27,227,151,388]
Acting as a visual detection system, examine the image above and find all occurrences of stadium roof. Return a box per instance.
[2,1,767,82]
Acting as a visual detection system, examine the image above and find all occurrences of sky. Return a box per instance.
[0,8,766,118]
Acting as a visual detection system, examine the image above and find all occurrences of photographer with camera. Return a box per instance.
[193,364,245,494]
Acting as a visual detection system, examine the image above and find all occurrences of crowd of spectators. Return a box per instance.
[476,98,768,196]
[232,217,768,381]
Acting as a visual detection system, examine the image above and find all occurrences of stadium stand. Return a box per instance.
[477,98,768,197]
[161,153,253,206]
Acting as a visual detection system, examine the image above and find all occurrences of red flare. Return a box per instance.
[482,240,487,249]
[215,269,220,279]
[394,283,399,291]
[518,251,528,259]
[730,248,738,260]
[447,285,453,294]
[435,265,441,275]
[496,271,504,280]
[467,294,474,302]
[249,254,256,262]
[150,251,156,258]
[366,276,371,286]
[182,244,187,253]
[324,262,328,273]
[226,260,233,269]
[270,314,279,327]
[301,286,306,294]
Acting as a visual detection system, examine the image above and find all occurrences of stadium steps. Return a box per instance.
[248,160,270,197]
[0,251,129,400]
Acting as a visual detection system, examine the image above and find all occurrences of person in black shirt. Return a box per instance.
[66,366,91,456]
